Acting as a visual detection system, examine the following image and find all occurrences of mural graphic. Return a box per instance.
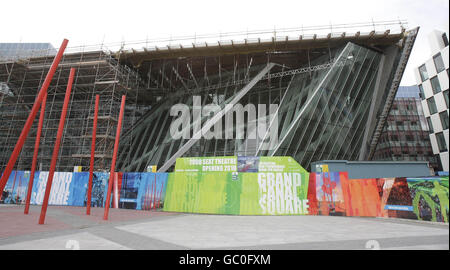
[308,172,346,216]
[119,172,168,210]
[0,170,30,204]
[0,165,447,223]
[407,178,449,223]
[308,172,449,223]
[163,171,310,215]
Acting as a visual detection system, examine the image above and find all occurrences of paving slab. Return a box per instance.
[0,205,448,250]
[115,214,449,249]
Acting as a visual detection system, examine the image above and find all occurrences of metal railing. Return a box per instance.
[0,19,407,63]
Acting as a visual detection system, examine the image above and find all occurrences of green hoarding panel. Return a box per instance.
[163,171,310,215]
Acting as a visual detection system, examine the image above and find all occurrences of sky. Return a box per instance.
[1,0,448,86]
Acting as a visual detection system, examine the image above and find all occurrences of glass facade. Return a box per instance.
[444,90,449,108]
[436,132,448,152]
[418,84,425,100]
[261,43,382,166]
[433,53,445,73]
[116,39,414,172]
[440,111,449,130]
[427,117,434,133]
[419,64,428,82]
[427,96,438,114]
[430,76,441,94]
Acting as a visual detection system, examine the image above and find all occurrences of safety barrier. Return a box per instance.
[1,170,448,223]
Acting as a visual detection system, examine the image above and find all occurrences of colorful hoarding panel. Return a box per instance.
[119,172,168,210]
[308,172,346,216]
[0,170,169,210]
[174,156,308,174]
[308,173,449,223]
[0,170,31,205]
[407,177,449,223]
[163,171,310,215]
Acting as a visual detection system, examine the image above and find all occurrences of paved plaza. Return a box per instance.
[0,205,448,250]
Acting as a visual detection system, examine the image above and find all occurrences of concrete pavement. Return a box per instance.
[0,205,448,250]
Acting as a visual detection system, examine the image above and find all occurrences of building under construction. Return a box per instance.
[0,21,420,172]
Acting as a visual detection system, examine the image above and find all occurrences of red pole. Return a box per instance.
[86,95,99,215]
[152,175,156,210]
[156,182,164,209]
[38,68,75,225]
[148,182,152,210]
[143,184,147,210]
[103,95,126,220]
[24,92,47,214]
[0,39,68,196]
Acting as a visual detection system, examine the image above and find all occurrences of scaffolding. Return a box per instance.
[0,49,143,172]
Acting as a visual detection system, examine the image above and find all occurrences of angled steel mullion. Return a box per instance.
[318,48,371,159]
[127,119,153,165]
[130,104,169,171]
[255,75,295,156]
[302,46,364,166]
[336,59,379,160]
[331,51,379,160]
[284,69,330,157]
[120,101,169,167]
[297,47,352,165]
[139,103,176,169]
[342,65,380,160]
[289,71,329,157]
[158,63,275,172]
[281,66,337,158]
[270,43,352,156]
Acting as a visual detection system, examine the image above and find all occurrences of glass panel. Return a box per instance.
[433,53,445,73]
[418,84,425,100]
[439,111,449,130]
[427,97,438,115]
[436,132,448,152]
[444,90,449,109]
[427,117,434,133]
[430,76,441,94]
[419,64,428,82]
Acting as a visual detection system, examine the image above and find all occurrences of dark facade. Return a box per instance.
[373,86,439,171]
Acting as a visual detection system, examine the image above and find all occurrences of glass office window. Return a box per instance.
[427,96,438,115]
[443,33,449,47]
[440,111,449,130]
[427,117,434,133]
[419,64,428,82]
[430,76,441,94]
[418,84,425,100]
[436,132,447,152]
[444,90,449,109]
[433,53,445,73]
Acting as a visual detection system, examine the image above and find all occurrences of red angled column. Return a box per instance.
[152,176,157,210]
[24,91,48,214]
[38,68,76,225]
[0,39,68,197]
[103,95,126,220]
[86,95,99,215]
